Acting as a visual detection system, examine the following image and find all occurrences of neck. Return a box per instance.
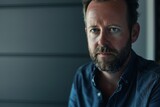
[101,52,131,85]
[95,52,131,100]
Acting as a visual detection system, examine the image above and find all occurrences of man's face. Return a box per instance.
[85,0,138,72]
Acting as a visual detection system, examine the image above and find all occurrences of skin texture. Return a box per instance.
[85,0,139,73]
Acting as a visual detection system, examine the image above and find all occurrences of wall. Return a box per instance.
[0,0,90,107]
[133,0,155,60]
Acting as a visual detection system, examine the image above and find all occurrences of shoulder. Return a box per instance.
[136,55,160,80]
[74,62,94,79]
[72,62,95,90]
[133,56,160,105]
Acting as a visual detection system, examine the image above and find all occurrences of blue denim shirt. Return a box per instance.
[68,51,160,107]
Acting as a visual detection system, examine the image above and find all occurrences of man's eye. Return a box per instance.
[109,27,121,34]
[89,28,100,34]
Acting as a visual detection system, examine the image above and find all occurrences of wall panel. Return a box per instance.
[0,0,81,5]
[0,0,89,106]
[0,6,87,54]
[0,57,90,106]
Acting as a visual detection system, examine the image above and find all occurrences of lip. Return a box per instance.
[97,52,113,55]
[97,53,111,58]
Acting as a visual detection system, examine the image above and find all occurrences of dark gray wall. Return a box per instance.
[0,0,90,107]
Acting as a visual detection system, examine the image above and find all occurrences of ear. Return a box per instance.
[131,23,140,43]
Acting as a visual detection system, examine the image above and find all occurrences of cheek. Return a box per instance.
[88,40,95,51]
[111,37,130,51]
[87,38,97,52]
[114,41,125,48]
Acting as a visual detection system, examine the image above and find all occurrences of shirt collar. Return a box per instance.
[119,50,137,85]
[91,64,99,87]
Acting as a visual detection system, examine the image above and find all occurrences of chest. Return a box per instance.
[97,80,117,101]
[91,83,151,107]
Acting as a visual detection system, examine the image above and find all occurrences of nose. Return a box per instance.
[98,30,109,46]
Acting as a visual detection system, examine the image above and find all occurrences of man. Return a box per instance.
[68,0,160,106]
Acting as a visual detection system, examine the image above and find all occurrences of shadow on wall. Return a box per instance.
[0,0,90,107]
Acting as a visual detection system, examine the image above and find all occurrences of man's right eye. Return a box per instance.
[89,28,100,34]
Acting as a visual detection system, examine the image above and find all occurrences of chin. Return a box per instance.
[96,61,119,73]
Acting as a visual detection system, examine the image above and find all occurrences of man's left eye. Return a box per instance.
[109,27,121,33]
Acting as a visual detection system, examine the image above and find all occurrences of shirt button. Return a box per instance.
[92,78,96,86]
[97,92,101,97]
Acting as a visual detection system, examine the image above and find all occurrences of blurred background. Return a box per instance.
[0,0,158,107]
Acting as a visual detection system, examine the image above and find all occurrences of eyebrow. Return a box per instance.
[87,25,98,29]
[87,24,122,29]
[107,24,122,28]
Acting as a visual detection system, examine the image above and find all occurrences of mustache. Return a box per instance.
[95,45,118,54]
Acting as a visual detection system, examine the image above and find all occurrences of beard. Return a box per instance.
[89,38,131,73]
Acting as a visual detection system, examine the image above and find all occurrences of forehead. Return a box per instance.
[86,0,127,22]
[87,0,127,10]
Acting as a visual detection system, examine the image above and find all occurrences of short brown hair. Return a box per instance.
[82,0,139,29]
